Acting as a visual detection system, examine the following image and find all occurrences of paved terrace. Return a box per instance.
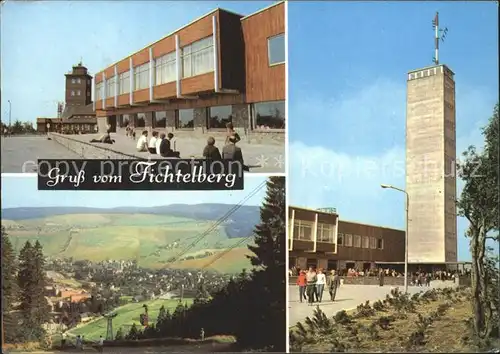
[51,133,285,173]
[288,280,458,327]
[1,136,80,173]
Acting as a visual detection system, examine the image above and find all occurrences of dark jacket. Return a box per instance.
[203,145,222,160]
[327,274,340,289]
[222,144,243,163]
[159,139,172,157]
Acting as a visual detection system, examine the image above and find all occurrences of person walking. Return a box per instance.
[305,267,317,306]
[296,270,307,303]
[327,270,340,301]
[378,268,385,287]
[98,335,104,353]
[316,268,326,302]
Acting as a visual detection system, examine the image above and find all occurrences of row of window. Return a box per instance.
[95,33,285,100]
[338,233,384,250]
[290,220,336,243]
[115,100,285,131]
[70,90,90,97]
[70,78,90,84]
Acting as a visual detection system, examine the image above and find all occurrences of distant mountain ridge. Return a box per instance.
[1,204,260,238]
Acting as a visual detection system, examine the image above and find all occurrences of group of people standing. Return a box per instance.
[296,267,341,305]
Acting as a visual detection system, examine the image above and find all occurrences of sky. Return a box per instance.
[288,1,498,261]
[1,175,268,209]
[0,0,274,124]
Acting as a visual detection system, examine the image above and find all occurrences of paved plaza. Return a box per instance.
[288,280,458,327]
[69,133,285,173]
[1,134,285,173]
[1,136,80,173]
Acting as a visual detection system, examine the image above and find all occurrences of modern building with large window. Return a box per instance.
[93,1,285,142]
[289,206,405,272]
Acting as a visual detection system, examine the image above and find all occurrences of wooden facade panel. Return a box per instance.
[242,2,285,103]
[218,10,245,91]
[317,242,336,253]
[154,82,176,99]
[95,73,103,84]
[133,89,149,103]
[179,14,213,47]
[104,67,115,78]
[117,59,129,74]
[101,94,244,117]
[181,72,214,95]
[117,94,129,106]
[152,36,175,58]
[95,108,107,117]
[105,98,115,108]
[132,48,150,67]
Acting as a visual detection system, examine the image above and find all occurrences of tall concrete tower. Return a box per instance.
[406,64,457,263]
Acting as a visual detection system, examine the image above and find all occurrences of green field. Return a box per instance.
[3,213,253,273]
[69,298,194,341]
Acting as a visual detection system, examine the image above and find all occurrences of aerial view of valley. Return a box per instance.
[1,176,286,352]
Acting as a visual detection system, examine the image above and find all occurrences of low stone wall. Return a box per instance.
[112,127,284,145]
[49,133,143,160]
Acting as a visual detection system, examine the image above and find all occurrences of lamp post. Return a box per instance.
[381,184,409,294]
[8,99,11,133]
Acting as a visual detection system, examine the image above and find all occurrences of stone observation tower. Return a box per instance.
[405,64,457,263]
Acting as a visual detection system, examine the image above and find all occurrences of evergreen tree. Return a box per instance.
[157,305,166,324]
[17,240,49,340]
[247,176,285,268]
[194,280,210,305]
[1,227,17,312]
[1,227,19,342]
[115,327,124,340]
[236,176,286,351]
[126,323,140,340]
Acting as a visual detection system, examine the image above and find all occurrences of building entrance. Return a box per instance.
[107,116,117,133]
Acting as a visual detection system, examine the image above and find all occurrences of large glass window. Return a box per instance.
[353,235,361,248]
[370,237,377,249]
[182,36,214,78]
[337,233,344,246]
[293,220,313,241]
[253,100,285,130]
[362,236,370,249]
[106,76,116,97]
[134,63,149,91]
[95,82,104,100]
[344,234,353,247]
[317,223,335,243]
[155,52,176,85]
[208,105,232,129]
[119,114,130,128]
[268,33,285,66]
[176,109,194,129]
[119,71,130,95]
[136,113,146,128]
[154,111,167,128]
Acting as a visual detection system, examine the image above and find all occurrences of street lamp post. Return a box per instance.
[381,184,409,294]
[8,100,11,133]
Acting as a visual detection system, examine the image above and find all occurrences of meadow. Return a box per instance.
[69,298,194,341]
[3,213,254,273]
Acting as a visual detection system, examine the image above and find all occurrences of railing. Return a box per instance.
[317,207,337,213]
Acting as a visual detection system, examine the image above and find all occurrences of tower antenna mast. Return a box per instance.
[432,12,448,65]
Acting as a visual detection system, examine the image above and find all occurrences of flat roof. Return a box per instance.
[408,63,455,75]
[289,205,338,216]
[339,219,404,233]
[241,1,284,21]
[96,2,274,75]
